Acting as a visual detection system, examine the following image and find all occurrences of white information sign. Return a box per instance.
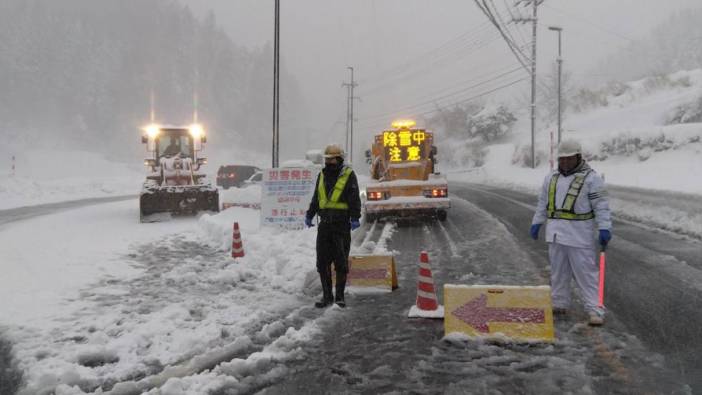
[261,167,319,229]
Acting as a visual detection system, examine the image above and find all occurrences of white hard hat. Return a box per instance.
[557,139,582,158]
[323,144,345,159]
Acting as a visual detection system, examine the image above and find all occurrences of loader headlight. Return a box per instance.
[144,159,157,167]
[189,124,205,139]
[143,124,160,139]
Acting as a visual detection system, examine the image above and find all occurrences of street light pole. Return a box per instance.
[548,26,563,144]
[272,0,280,168]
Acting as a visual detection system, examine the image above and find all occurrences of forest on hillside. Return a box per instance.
[0,0,300,157]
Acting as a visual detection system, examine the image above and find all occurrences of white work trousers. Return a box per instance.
[548,242,604,316]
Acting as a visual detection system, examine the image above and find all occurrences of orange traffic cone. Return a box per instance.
[408,251,444,318]
[231,222,245,259]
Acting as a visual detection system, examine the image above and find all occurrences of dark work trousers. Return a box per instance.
[316,220,351,273]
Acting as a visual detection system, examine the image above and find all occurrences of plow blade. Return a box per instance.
[365,198,450,221]
[140,185,219,222]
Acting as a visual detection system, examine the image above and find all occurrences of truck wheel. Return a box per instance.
[437,210,447,221]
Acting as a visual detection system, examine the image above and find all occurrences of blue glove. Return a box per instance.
[529,224,541,240]
[350,219,360,230]
[305,217,314,228]
[599,229,612,247]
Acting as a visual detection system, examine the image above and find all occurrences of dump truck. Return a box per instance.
[364,120,450,221]
[139,124,219,222]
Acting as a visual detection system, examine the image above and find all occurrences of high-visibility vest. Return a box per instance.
[547,170,595,220]
[318,167,353,210]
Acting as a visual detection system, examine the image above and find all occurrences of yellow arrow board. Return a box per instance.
[444,285,554,342]
[333,254,398,291]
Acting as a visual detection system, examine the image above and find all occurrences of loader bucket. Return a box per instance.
[140,185,219,222]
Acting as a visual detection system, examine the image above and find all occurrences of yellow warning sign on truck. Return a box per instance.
[444,285,554,342]
[333,254,398,292]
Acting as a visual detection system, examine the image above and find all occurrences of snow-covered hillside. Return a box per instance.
[451,68,702,195]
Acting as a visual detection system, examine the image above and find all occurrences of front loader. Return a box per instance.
[139,124,219,222]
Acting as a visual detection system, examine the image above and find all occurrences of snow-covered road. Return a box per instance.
[1,183,700,394]
[261,183,697,394]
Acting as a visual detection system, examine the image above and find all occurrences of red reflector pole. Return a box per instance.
[598,250,606,307]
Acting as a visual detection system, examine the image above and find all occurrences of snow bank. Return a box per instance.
[0,149,143,210]
[218,184,262,206]
[2,199,326,394]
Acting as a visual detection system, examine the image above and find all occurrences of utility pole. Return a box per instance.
[342,67,358,163]
[514,0,541,169]
[272,0,281,168]
[548,26,563,144]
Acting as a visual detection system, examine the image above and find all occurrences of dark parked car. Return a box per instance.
[216,165,260,189]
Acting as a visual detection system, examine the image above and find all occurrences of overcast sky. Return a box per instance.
[184,0,699,162]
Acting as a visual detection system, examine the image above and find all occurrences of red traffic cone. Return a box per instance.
[408,251,444,318]
[231,222,245,259]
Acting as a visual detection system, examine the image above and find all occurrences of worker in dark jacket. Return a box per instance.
[305,144,362,308]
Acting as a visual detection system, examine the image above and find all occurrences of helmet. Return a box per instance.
[323,144,345,159]
[557,139,582,158]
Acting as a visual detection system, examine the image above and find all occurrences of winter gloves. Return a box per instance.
[305,217,360,230]
[350,219,361,230]
[599,229,612,248]
[531,223,612,248]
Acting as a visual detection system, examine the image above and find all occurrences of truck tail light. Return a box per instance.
[367,191,384,201]
[425,188,447,198]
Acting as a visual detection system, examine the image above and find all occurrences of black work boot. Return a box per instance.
[335,271,347,308]
[315,269,334,308]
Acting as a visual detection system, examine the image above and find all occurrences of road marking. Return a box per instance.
[437,221,461,258]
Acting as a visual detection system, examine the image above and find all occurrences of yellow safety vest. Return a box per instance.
[318,167,353,210]
[547,170,595,220]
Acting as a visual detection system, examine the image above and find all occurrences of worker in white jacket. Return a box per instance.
[530,139,612,326]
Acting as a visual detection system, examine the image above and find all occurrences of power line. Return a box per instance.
[473,0,530,70]
[418,77,527,117]
[356,75,527,131]
[501,0,528,44]
[359,65,524,122]
[359,21,493,84]
[359,29,503,98]
[357,77,527,132]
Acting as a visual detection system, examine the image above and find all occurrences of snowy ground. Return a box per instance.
[0,149,144,210]
[0,200,335,394]
[2,68,701,394]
